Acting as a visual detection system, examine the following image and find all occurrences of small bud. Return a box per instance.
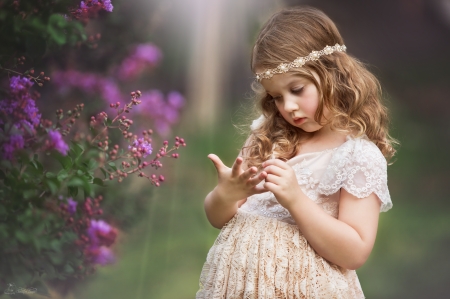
[159,175,165,182]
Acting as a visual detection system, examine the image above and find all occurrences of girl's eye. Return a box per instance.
[291,87,304,94]
[268,94,282,102]
[272,95,282,101]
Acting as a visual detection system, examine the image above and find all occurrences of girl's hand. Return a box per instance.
[262,159,302,209]
[208,154,268,203]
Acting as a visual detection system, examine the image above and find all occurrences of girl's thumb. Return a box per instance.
[207,154,225,171]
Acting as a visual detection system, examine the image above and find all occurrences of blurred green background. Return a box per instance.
[4,0,450,298]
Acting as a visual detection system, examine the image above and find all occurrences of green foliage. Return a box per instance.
[0,0,86,65]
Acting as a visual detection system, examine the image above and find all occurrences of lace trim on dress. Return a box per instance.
[317,135,392,212]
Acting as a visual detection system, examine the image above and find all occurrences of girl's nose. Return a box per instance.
[283,97,299,112]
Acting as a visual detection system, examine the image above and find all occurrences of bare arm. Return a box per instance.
[263,159,380,270]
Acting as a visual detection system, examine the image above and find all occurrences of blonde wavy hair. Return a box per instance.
[242,6,398,168]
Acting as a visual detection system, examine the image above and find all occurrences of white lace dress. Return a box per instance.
[196,135,392,299]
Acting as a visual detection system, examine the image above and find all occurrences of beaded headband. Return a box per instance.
[255,43,346,81]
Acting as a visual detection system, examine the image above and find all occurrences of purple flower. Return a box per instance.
[102,0,113,12]
[80,1,87,9]
[67,198,78,214]
[155,119,170,137]
[99,79,123,105]
[128,138,152,158]
[91,246,115,265]
[1,76,41,131]
[3,135,24,159]
[117,43,162,80]
[167,91,185,109]
[22,98,41,127]
[9,76,33,95]
[87,219,117,247]
[47,130,69,155]
[134,44,162,64]
[163,106,179,124]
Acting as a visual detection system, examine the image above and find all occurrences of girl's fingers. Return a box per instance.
[240,166,257,181]
[253,184,268,194]
[262,159,289,170]
[263,181,278,193]
[263,164,285,177]
[207,154,226,173]
[247,171,267,185]
[265,173,283,185]
[231,157,244,177]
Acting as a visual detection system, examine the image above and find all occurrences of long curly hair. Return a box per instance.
[242,6,398,168]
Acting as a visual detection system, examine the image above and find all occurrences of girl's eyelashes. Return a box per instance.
[267,87,304,100]
[291,86,304,94]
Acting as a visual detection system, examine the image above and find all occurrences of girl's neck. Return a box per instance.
[298,125,347,154]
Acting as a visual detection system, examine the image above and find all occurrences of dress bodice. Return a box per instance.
[239,135,392,225]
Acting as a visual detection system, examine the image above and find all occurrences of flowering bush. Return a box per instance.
[0,0,186,295]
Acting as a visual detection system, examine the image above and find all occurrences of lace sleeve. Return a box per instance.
[317,136,392,212]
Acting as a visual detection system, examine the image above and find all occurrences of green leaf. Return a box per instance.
[67,177,84,187]
[70,141,85,159]
[93,178,104,186]
[47,14,68,45]
[45,178,59,194]
[57,170,69,182]
[23,189,37,199]
[45,172,56,179]
[100,167,107,179]
[53,153,73,170]
[108,162,117,171]
[68,186,78,197]
[15,230,29,244]
[63,264,74,274]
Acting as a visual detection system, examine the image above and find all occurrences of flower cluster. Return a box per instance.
[86,91,186,186]
[117,43,162,80]
[46,130,70,155]
[128,138,153,158]
[52,70,185,136]
[71,0,114,20]
[59,195,117,266]
[85,219,117,265]
[0,76,41,131]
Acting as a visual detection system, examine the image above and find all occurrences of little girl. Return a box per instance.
[197,6,396,299]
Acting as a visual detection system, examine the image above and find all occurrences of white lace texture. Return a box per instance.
[239,135,392,224]
[318,136,392,212]
[196,211,365,299]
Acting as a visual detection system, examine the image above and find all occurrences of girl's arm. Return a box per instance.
[204,155,267,229]
[263,159,380,270]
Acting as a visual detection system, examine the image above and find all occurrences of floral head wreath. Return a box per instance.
[255,44,346,81]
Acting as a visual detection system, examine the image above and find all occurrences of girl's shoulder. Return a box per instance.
[317,134,392,212]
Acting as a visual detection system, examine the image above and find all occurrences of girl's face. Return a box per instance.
[259,72,327,133]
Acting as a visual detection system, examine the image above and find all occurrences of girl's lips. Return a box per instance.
[294,117,306,124]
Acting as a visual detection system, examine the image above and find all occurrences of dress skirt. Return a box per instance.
[196,210,365,299]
